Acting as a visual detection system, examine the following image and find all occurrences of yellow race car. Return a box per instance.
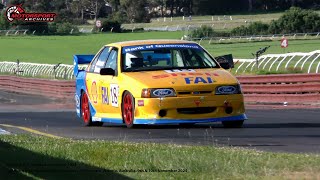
[73,40,247,128]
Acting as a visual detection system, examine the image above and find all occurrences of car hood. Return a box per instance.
[121,68,239,91]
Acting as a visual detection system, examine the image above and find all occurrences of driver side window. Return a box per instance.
[94,47,112,73]
[105,48,118,71]
[88,47,111,73]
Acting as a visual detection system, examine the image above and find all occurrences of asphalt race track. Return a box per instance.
[0,90,320,153]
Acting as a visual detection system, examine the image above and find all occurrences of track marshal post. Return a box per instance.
[252,46,270,70]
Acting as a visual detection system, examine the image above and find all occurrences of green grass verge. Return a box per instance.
[0,32,184,64]
[1,134,320,179]
[0,32,319,65]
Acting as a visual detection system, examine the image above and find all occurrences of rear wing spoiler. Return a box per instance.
[73,55,95,76]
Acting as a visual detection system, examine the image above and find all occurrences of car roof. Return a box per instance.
[106,39,197,47]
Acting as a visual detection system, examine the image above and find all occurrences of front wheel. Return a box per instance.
[222,120,244,128]
[122,91,135,128]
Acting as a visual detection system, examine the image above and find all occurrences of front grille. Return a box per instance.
[178,91,191,95]
[178,91,212,95]
[177,107,216,114]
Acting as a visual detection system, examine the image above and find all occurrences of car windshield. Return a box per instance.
[122,43,218,72]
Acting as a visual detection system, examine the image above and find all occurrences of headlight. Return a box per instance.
[141,88,176,98]
[215,85,242,95]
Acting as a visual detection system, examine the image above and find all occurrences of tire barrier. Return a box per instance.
[0,75,74,99]
[0,74,319,105]
[238,73,320,104]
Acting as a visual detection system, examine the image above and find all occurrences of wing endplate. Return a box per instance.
[73,55,95,76]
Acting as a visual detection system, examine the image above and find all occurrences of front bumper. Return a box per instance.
[133,94,246,124]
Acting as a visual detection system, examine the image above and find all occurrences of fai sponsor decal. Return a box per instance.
[184,77,214,84]
[6,4,56,22]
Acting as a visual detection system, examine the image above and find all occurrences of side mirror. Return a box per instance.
[215,54,234,70]
[100,68,115,76]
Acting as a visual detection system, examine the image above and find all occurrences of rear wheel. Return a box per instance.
[122,91,135,128]
[222,120,244,128]
[81,91,103,126]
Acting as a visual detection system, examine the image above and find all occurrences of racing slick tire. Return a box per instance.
[221,120,244,128]
[80,91,103,126]
[122,91,136,128]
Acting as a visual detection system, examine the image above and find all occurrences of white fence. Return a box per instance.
[0,61,75,79]
[0,50,319,79]
[235,50,320,74]
[0,30,29,36]
[188,32,320,44]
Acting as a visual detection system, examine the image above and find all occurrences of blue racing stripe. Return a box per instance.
[97,114,247,125]
[100,118,123,124]
[134,114,247,124]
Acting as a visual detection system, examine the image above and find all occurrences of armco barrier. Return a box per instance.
[0,74,319,105]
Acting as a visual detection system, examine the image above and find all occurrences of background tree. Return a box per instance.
[85,0,105,21]
[109,0,120,12]
[120,0,149,23]
[4,0,320,25]
[71,0,86,21]
[248,0,253,11]
[32,0,53,11]
[0,13,10,29]
[269,7,320,33]
[165,0,174,16]
[147,0,163,17]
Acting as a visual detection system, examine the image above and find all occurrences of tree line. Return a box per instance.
[2,0,320,23]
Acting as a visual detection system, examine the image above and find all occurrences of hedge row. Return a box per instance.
[190,7,320,38]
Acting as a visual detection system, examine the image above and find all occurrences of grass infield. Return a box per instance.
[0,32,319,65]
[0,134,320,179]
